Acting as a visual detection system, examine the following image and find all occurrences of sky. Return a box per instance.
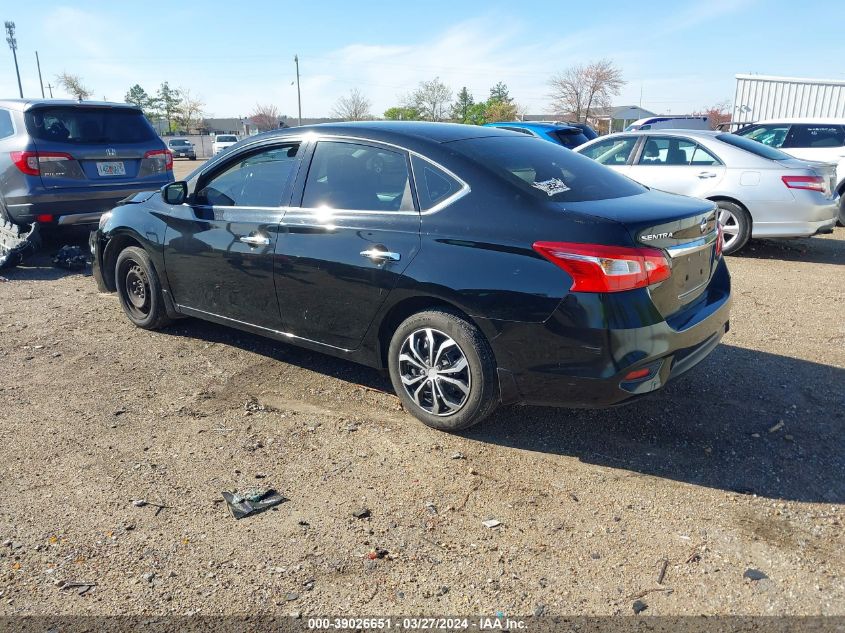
[2,0,845,120]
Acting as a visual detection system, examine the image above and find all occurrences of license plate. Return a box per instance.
[96,161,126,176]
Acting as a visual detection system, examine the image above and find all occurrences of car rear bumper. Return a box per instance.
[749,196,839,238]
[487,258,732,408]
[5,180,172,225]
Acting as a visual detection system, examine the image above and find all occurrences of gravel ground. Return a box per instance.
[0,206,842,617]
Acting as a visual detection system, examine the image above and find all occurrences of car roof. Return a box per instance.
[484,121,580,132]
[591,130,722,140]
[254,121,517,144]
[0,98,143,112]
[752,117,845,125]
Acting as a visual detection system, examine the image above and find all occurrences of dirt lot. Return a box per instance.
[0,189,843,616]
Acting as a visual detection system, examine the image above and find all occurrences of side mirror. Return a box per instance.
[162,181,188,205]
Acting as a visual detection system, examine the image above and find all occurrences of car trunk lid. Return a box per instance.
[557,190,720,318]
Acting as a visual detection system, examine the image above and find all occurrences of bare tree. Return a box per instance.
[56,72,93,100]
[409,77,453,122]
[694,100,732,130]
[331,88,372,121]
[176,87,206,133]
[249,103,282,131]
[549,59,625,122]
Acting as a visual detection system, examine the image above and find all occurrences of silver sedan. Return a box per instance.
[575,130,839,254]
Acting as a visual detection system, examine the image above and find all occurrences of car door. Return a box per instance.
[274,138,421,351]
[576,136,638,176]
[162,141,302,329]
[626,135,725,196]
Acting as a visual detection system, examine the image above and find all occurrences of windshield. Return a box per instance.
[451,136,646,202]
[169,139,190,146]
[217,135,237,143]
[716,133,793,161]
[25,107,156,144]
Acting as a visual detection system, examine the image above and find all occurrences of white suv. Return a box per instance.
[736,119,845,223]
[211,134,239,155]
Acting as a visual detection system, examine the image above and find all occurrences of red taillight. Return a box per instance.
[145,149,173,170]
[10,151,74,176]
[36,214,54,223]
[533,241,671,293]
[781,175,825,192]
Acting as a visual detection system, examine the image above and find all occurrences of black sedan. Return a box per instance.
[91,122,731,431]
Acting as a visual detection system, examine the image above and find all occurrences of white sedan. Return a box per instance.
[575,130,839,254]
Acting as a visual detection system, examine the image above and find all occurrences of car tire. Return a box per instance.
[115,246,172,330]
[715,201,751,255]
[387,309,499,431]
[838,196,844,227]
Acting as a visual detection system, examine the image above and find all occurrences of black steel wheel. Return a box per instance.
[115,246,171,330]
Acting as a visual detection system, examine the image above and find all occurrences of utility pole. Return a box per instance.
[294,54,302,126]
[35,50,45,98]
[46,83,54,98]
[4,21,23,98]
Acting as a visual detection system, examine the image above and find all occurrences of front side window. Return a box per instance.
[737,124,790,148]
[302,141,413,211]
[638,137,697,165]
[785,124,845,148]
[411,155,463,210]
[579,137,637,165]
[196,144,299,207]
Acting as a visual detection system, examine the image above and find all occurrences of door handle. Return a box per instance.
[697,172,717,179]
[239,234,270,246]
[360,248,400,262]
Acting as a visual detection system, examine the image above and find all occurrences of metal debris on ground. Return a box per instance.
[0,221,40,270]
[52,245,88,270]
[222,488,287,520]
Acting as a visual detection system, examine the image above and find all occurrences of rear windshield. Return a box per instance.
[716,133,792,160]
[451,136,645,201]
[169,139,191,146]
[217,135,237,143]
[551,130,589,148]
[25,107,156,144]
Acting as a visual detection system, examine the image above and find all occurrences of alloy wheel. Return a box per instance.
[718,207,740,252]
[398,328,472,417]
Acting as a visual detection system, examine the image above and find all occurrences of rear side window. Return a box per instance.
[0,109,13,139]
[25,107,156,144]
[196,144,299,207]
[411,155,463,210]
[579,137,637,165]
[785,124,845,148]
[736,124,790,148]
[717,133,793,160]
[302,141,414,212]
[452,136,645,201]
[638,137,697,165]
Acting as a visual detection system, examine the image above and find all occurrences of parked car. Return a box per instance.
[624,116,710,132]
[167,138,196,160]
[575,130,839,254]
[529,120,599,140]
[482,121,589,148]
[0,99,173,227]
[91,122,731,431]
[212,134,238,155]
[735,119,845,224]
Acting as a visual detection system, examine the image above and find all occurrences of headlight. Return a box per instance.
[98,211,112,230]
